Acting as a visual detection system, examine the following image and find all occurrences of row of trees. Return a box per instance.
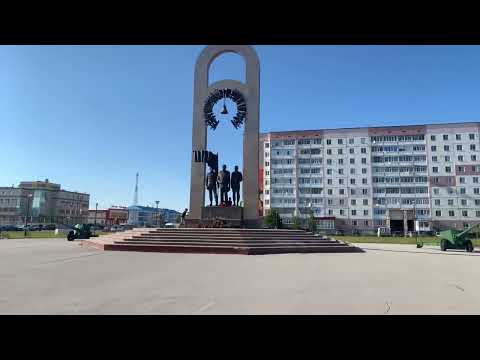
[263,209,317,233]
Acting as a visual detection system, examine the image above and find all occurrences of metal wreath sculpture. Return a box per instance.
[203,88,247,130]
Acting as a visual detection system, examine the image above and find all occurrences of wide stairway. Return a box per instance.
[81,228,362,255]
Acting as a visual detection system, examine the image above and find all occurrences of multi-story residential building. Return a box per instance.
[260,122,480,234]
[0,179,89,225]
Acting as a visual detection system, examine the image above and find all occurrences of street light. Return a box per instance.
[93,202,98,237]
[24,193,33,237]
[155,200,160,227]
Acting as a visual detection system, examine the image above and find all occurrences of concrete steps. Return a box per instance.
[81,228,363,255]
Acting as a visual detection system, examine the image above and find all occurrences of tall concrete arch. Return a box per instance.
[188,45,260,224]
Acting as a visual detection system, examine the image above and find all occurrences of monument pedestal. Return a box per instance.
[185,206,245,228]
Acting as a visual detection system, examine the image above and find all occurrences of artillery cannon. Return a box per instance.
[67,224,92,241]
[418,223,479,252]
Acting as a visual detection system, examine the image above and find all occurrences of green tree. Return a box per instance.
[292,216,301,230]
[264,209,282,229]
[307,210,317,233]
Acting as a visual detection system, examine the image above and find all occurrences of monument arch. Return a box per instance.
[188,45,260,226]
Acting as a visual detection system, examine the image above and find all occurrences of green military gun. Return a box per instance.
[67,224,92,241]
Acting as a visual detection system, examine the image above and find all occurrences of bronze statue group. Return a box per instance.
[206,164,243,207]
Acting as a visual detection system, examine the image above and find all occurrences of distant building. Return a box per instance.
[127,205,163,227]
[0,179,89,225]
[88,206,128,226]
[87,210,107,225]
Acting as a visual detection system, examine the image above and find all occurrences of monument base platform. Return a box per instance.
[81,228,364,255]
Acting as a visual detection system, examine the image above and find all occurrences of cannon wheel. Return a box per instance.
[440,239,448,251]
[67,231,75,241]
[466,240,474,253]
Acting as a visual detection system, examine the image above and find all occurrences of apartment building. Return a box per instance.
[260,122,480,233]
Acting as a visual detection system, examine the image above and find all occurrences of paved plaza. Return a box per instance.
[1,237,480,314]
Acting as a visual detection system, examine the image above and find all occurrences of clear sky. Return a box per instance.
[2,45,480,211]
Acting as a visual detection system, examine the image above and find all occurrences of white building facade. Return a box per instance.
[260,122,480,233]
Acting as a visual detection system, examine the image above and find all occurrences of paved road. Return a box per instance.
[1,237,480,314]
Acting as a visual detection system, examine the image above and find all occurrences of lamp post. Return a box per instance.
[93,202,98,236]
[24,193,33,238]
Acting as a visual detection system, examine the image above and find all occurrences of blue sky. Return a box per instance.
[2,45,480,211]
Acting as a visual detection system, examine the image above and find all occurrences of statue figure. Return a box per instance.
[230,165,243,206]
[217,164,231,205]
[205,167,218,206]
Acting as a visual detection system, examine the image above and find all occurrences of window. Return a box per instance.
[474,188,480,195]
[435,210,442,217]
[350,199,356,206]
[328,209,333,215]
[476,200,480,206]
[350,168,356,174]
[443,135,449,141]
[458,155,464,162]
[472,155,477,161]
[350,179,356,185]
[449,210,455,217]
[362,168,367,174]
[265,161,269,167]
[462,210,468,217]
[350,189,356,195]
[460,177,465,184]
[460,188,466,194]
[444,145,450,151]
[448,199,454,206]
[364,210,369,216]
[470,133,475,140]
[338,149,343,155]
[362,189,368,195]
[339,159,344,165]
[327,179,332,185]
[340,199,345,205]
[327,159,332,165]
[350,158,355,164]
[265,152,269,158]
[458,166,465,172]
[445,155,450,162]
[434,188,439,195]
[327,149,332,155]
[431,145,437,151]
[362,178,368,184]
[326,139,331,145]
[477,211,480,217]
[432,167,438,173]
[445,166,451,173]
[351,210,357,216]
[338,168,344,175]
[338,139,343,145]
[340,209,345,216]
[462,199,468,206]
[339,188,345,194]
[471,144,476,151]
[361,148,367,154]
[352,220,358,226]
[265,190,269,195]
[349,148,354,154]
[349,138,354,144]
[431,135,436,141]
[327,189,333,195]
[327,169,332,175]
[363,199,368,205]
[456,134,462,140]
[298,139,311,145]
[432,156,438,162]
[435,199,440,206]
[457,144,463,151]
[362,158,367,164]
[361,138,366,144]
[474,177,479,184]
